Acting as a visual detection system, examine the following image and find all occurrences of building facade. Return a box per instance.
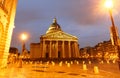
[80,40,118,61]
[0,0,17,68]
[30,18,80,59]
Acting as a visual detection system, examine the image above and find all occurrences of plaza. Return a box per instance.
[0,0,120,78]
[0,60,119,78]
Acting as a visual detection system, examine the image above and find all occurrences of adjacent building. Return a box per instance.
[0,0,17,68]
[30,18,80,59]
[80,40,118,60]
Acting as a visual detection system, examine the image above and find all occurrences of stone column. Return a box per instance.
[62,41,65,58]
[49,41,52,58]
[68,41,71,58]
[56,41,58,58]
[74,42,79,58]
[42,40,46,58]
[76,42,80,58]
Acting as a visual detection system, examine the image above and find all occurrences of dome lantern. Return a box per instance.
[46,18,62,34]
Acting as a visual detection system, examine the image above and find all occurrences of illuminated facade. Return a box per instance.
[30,18,80,59]
[0,0,17,68]
[80,40,118,61]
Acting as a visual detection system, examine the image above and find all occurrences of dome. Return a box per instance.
[46,18,62,34]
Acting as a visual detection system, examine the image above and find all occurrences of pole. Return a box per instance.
[22,40,26,56]
[109,9,115,27]
[108,8,120,70]
[22,42,25,52]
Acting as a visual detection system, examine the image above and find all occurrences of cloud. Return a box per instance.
[15,0,120,26]
[15,9,45,25]
[63,0,108,26]
[15,0,107,26]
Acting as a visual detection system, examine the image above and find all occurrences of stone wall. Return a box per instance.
[0,0,17,68]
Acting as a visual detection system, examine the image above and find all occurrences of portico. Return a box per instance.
[41,40,79,58]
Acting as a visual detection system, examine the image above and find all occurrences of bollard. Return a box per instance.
[112,60,116,64]
[89,61,91,64]
[107,60,110,64]
[65,61,67,64]
[67,63,70,68]
[83,64,87,70]
[59,62,62,67]
[83,61,85,64]
[30,61,33,64]
[46,61,49,65]
[76,61,79,65]
[71,61,73,64]
[100,60,104,64]
[26,61,28,64]
[93,66,99,74]
[52,61,55,66]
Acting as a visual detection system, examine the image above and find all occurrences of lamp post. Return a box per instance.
[21,33,27,55]
[105,0,120,70]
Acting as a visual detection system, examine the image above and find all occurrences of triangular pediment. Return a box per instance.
[41,31,78,40]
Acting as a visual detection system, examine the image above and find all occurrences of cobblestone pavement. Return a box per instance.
[0,61,119,78]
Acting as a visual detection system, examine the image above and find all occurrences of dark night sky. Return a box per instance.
[11,0,120,52]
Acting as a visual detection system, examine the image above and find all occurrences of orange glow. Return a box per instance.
[105,0,113,9]
[95,0,119,17]
[21,33,27,41]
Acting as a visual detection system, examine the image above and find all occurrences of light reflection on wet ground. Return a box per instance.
[0,61,120,78]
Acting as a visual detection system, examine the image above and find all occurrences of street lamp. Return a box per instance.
[104,0,120,70]
[21,33,27,55]
[21,33,27,41]
[105,0,115,27]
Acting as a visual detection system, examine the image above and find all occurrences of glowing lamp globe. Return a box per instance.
[105,0,113,9]
[21,33,27,41]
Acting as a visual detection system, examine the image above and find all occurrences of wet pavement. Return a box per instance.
[0,61,119,78]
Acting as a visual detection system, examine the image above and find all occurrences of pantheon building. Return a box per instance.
[30,18,80,59]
